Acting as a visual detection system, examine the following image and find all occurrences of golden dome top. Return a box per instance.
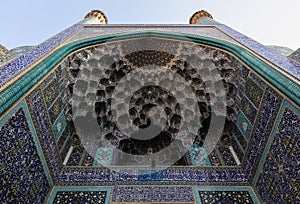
[84,10,108,24]
[189,10,213,24]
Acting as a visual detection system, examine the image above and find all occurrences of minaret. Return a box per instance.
[189,10,218,25]
[83,10,108,24]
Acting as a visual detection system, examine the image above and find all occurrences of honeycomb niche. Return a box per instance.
[53,37,251,168]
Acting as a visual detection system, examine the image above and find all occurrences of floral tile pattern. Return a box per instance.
[249,72,266,89]
[245,78,264,108]
[198,190,254,204]
[111,186,194,203]
[48,187,112,204]
[93,146,114,166]
[42,78,59,108]
[48,97,63,124]
[255,104,300,203]
[53,112,67,141]
[26,64,284,186]
[240,97,258,125]
[0,44,15,65]
[3,26,292,190]
[64,26,239,46]
[217,24,300,79]
[53,191,107,204]
[26,91,62,180]
[0,24,83,87]
[244,87,282,181]
[189,145,211,166]
[0,106,50,203]
[236,111,252,140]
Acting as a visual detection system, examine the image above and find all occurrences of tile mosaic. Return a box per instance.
[42,78,59,108]
[53,191,107,204]
[289,48,300,63]
[229,135,245,163]
[0,44,15,65]
[53,112,67,141]
[137,170,164,182]
[244,78,264,108]
[245,87,282,181]
[26,91,62,180]
[189,145,211,166]
[48,187,112,204]
[249,72,266,89]
[10,46,35,57]
[207,148,222,166]
[194,186,260,204]
[60,136,72,163]
[93,146,114,166]
[198,190,254,204]
[111,186,194,203]
[66,145,85,166]
[236,111,253,140]
[0,24,83,87]
[4,26,291,188]
[255,103,300,203]
[217,146,237,166]
[57,127,69,151]
[48,97,63,124]
[64,26,240,46]
[0,103,50,203]
[240,96,257,125]
[82,152,94,167]
[217,24,300,79]
[232,124,247,151]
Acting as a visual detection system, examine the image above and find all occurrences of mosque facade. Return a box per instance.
[0,10,299,203]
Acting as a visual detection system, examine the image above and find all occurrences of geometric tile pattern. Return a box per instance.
[189,145,211,166]
[111,186,194,203]
[0,107,50,203]
[255,105,300,203]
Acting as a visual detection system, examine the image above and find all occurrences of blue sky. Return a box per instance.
[0,0,299,50]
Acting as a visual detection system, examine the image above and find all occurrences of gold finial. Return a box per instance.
[190,10,213,24]
[84,10,108,24]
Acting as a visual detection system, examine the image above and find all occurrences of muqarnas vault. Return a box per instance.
[0,10,299,204]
